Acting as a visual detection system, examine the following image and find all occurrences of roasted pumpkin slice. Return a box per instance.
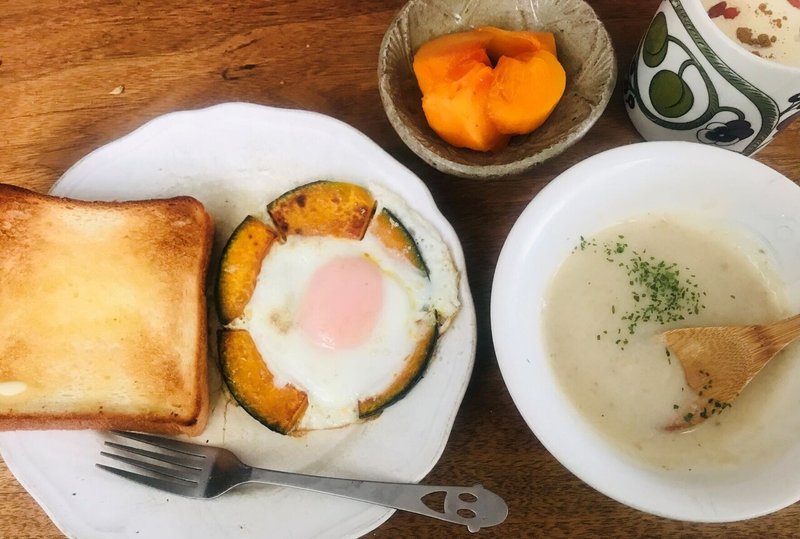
[358,322,438,418]
[218,329,308,435]
[267,181,377,240]
[370,208,429,276]
[216,216,277,325]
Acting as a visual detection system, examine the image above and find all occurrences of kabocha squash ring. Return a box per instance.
[216,181,441,434]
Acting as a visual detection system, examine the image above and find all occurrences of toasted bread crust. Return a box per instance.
[0,183,213,436]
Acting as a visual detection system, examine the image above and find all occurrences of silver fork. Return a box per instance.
[98,431,508,533]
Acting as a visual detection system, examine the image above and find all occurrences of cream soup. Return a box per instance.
[543,216,800,472]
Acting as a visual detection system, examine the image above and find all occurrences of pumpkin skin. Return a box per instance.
[218,329,308,435]
[370,208,429,276]
[216,181,440,435]
[357,323,438,418]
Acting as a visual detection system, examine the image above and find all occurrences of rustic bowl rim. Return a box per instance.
[377,0,618,179]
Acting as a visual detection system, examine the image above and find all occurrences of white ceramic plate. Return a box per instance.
[491,141,800,522]
[0,103,476,539]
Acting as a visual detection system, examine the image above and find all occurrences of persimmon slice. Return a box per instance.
[412,27,564,151]
[412,31,491,95]
[474,26,558,57]
[421,62,510,152]
[486,49,566,136]
[474,26,542,61]
[528,31,558,56]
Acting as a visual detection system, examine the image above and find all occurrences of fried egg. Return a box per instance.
[228,182,460,431]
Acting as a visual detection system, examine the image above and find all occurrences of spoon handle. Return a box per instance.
[764,313,800,349]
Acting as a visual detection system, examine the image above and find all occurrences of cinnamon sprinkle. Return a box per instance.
[736,26,775,46]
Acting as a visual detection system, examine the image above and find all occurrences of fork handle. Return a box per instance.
[246,467,507,532]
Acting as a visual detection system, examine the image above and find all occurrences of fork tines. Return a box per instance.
[97,431,206,498]
[111,430,208,456]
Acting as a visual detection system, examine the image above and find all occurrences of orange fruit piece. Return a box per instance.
[486,49,566,136]
[412,31,491,96]
[412,27,564,151]
[421,62,510,152]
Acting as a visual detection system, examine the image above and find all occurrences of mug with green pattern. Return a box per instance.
[625,0,800,155]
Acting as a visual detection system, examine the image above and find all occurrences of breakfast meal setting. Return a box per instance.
[1,0,799,537]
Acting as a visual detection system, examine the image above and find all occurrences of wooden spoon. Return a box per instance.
[662,313,800,431]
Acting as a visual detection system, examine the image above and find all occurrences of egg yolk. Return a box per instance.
[298,255,383,350]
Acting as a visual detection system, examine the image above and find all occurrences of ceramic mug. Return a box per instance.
[624,0,800,155]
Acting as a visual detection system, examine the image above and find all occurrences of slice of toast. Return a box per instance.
[0,184,213,436]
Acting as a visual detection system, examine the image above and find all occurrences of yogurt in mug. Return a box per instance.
[702,0,800,66]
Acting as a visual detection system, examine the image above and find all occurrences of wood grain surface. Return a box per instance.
[1,1,799,538]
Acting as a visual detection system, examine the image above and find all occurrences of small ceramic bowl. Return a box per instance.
[378,0,617,179]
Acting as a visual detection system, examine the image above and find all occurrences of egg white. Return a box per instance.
[369,184,461,330]
[235,228,433,430]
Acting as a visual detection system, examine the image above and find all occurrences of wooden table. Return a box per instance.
[1,1,798,537]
